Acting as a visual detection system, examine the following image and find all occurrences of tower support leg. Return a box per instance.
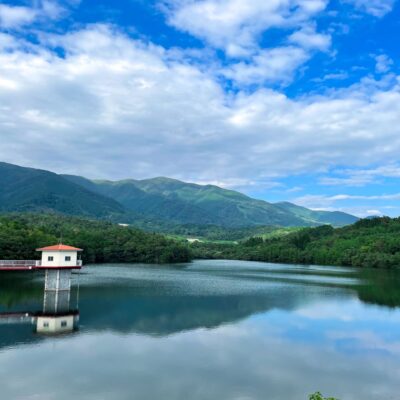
[44,269,72,291]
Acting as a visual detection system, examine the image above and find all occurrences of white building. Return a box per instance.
[36,244,83,291]
[36,244,83,268]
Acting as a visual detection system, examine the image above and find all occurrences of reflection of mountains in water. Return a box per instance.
[1,263,400,351]
[0,280,344,350]
[78,283,344,336]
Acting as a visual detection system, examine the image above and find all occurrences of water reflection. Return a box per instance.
[0,261,400,400]
[0,273,79,338]
[0,291,79,335]
[37,290,79,334]
[1,262,400,339]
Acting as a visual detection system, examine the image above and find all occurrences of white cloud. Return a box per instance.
[0,4,36,28]
[320,165,400,187]
[288,24,331,51]
[161,1,333,87]
[1,25,400,190]
[0,1,69,29]
[375,54,394,74]
[293,192,400,217]
[345,0,395,17]
[223,46,309,85]
[162,0,328,56]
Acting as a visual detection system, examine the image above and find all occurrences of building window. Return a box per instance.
[65,256,71,262]
[43,322,49,328]
[48,256,54,262]
[61,321,67,327]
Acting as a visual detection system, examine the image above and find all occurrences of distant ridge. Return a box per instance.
[0,162,125,218]
[63,174,358,228]
[0,162,358,228]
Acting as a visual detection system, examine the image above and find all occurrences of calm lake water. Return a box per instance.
[1,260,400,400]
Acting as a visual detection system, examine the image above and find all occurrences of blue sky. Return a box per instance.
[0,0,399,217]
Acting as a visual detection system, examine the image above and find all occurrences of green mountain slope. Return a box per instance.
[64,175,358,227]
[274,202,358,226]
[0,162,125,218]
[63,176,215,225]
[0,162,357,228]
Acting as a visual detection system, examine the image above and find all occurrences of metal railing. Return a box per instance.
[0,260,37,266]
[0,260,83,267]
[34,260,83,267]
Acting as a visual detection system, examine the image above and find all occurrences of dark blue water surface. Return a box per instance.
[0,260,399,400]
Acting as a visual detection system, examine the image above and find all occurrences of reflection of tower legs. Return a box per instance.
[36,271,79,335]
[43,290,71,314]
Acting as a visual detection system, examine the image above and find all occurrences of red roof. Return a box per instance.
[36,244,83,252]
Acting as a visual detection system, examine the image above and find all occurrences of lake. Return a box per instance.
[0,260,400,400]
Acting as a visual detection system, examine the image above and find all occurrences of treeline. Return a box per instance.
[132,221,287,241]
[191,217,400,269]
[0,213,191,264]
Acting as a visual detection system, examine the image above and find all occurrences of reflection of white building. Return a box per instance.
[36,314,78,334]
[36,288,79,334]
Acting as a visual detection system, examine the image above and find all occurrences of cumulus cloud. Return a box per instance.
[162,0,329,56]
[0,4,37,28]
[288,24,331,51]
[1,25,400,192]
[375,54,394,74]
[0,1,73,29]
[345,0,396,17]
[222,46,309,85]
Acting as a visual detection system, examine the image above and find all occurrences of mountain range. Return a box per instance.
[0,162,358,229]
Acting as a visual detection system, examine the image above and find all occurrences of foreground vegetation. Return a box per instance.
[191,217,400,269]
[309,393,338,400]
[0,214,191,264]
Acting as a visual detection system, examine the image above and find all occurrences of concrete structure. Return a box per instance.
[0,244,82,334]
[35,244,83,291]
[0,244,83,272]
[36,244,83,269]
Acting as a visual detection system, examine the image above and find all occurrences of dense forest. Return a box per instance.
[0,213,191,264]
[2,213,400,269]
[191,217,400,269]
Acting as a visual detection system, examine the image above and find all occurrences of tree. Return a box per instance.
[309,392,339,400]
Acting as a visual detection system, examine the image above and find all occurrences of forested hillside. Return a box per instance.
[0,162,358,230]
[0,162,126,218]
[0,214,191,264]
[191,217,400,269]
[64,174,358,227]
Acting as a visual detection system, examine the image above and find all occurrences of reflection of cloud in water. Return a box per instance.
[1,261,400,399]
[1,316,400,400]
[295,298,400,323]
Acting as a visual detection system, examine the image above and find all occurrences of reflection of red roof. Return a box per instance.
[36,244,83,252]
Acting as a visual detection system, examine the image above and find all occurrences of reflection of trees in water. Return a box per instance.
[79,285,336,336]
[0,272,43,309]
[2,265,400,352]
[0,273,79,349]
[356,269,400,308]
